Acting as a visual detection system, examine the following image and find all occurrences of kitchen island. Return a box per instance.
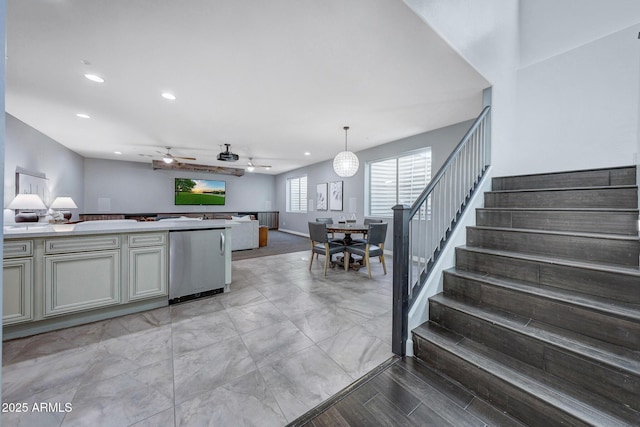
[2,219,232,340]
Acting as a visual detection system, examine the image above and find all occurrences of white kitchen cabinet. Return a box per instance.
[44,250,121,317]
[3,258,33,325]
[3,223,227,339]
[128,245,167,301]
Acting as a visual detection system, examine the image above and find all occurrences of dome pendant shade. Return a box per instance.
[333,151,359,177]
[333,126,359,177]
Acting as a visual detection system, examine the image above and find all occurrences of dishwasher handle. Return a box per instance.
[220,232,225,255]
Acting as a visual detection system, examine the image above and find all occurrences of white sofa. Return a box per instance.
[226,217,259,251]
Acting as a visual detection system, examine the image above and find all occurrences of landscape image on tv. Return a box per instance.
[175,178,226,205]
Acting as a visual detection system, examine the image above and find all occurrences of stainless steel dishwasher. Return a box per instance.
[169,228,227,304]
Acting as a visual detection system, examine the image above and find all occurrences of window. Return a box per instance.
[367,148,431,217]
[286,175,307,213]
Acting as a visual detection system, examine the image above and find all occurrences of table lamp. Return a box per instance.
[49,196,78,222]
[7,194,47,222]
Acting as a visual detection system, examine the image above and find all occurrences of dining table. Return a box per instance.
[325,222,368,246]
[325,223,368,271]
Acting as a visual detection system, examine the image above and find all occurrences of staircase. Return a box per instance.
[412,166,640,426]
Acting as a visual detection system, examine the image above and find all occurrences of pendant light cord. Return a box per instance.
[344,126,350,151]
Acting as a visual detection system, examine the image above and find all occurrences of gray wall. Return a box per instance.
[6,110,471,228]
[5,114,85,220]
[275,119,475,247]
[83,158,276,215]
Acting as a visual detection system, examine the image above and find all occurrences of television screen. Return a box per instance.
[175,178,226,205]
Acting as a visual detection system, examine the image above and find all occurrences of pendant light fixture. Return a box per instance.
[333,126,359,177]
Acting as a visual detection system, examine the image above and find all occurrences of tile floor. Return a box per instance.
[2,250,393,426]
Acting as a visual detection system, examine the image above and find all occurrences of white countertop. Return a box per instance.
[3,219,234,239]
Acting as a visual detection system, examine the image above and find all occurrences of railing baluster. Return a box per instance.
[392,107,491,357]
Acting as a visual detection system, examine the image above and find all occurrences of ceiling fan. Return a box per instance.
[246,157,272,172]
[157,147,196,164]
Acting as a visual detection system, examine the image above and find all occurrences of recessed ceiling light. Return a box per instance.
[76,113,90,119]
[304,152,311,156]
[114,151,122,155]
[84,73,104,83]
[161,92,176,100]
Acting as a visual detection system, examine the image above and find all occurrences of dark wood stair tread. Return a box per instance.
[446,268,640,323]
[469,225,640,242]
[477,207,639,212]
[457,245,640,276]
[430,292,640,375]
[412,322,639,426]
[487,184,638,194]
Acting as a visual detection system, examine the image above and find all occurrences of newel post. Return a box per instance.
[392,204,410,356]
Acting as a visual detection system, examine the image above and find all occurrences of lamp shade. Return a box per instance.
[333,151,360,177]
[332,125,360,177]
[50,196,78,209]
[7,194,47,210]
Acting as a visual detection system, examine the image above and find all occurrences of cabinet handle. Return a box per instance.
[220,232,225,255]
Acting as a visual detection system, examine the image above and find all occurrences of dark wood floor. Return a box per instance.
[288,356,526,427]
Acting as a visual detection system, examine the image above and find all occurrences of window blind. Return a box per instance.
[368,149,431,217]
[287,176,307,213]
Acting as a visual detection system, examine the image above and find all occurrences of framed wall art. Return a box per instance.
[316,183,328,211]
[329,180,343,211]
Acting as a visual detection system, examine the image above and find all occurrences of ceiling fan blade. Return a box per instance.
[174,156,197,161]
[247,157,271,168]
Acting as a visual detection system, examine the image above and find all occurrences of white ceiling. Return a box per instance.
[6,0,489,175]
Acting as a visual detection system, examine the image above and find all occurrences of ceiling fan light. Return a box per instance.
[247,166,255,172]
[162,156,174,164]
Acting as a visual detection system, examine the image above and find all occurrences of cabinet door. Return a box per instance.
[3,258,33,324]
[44,250,120,317]
[128,246,167,301]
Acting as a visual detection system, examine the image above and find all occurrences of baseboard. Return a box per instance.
[278,228,309,238]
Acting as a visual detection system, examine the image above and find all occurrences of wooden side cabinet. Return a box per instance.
[3,258,33,325]
[44,250,121,317]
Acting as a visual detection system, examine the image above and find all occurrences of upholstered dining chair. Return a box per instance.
[308,222,346,276]
[315,217,333,224]
[345,222,388,278]
[352,218,383,244]
[315,217,343,244]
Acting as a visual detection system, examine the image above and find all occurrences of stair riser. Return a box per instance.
[485,187,638,209]
[476,210,638,236]
[455,248,640,304]
[443,273,640,351]
[466,227,640,267]
[413,335,590,427]
[492,167,637,191]
[430,300,640,409]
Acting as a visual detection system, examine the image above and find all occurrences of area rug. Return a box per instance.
[232,230,309,260]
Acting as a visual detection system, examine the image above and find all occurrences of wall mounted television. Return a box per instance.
[175,178,226,205]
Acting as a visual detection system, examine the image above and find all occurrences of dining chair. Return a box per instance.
[315,217,343,244]
[308,222,347,276]
[352,218,383,244]
[345,222,387,278]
